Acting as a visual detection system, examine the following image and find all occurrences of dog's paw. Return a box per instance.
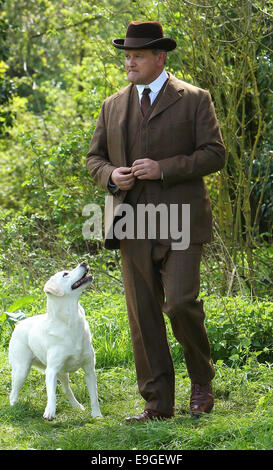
[10,390,19,406]
[43,406,56,420]
[68,399,85,410]
[92,411,103,418]
[74,403,85,411]
[10,396,17,406]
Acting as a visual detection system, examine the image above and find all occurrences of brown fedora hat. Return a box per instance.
[113,21,176,51]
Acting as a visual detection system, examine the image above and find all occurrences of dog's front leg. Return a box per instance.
[83,363,102,418]
[43,366,58,420]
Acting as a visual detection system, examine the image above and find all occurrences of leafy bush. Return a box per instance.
[204,295,273,365]
[163,294,273,367]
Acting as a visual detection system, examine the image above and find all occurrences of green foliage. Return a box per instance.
[0,1,272,451]
[0,0,272,298]
[82,289,133,367]
[167,294,273,367]
[204,296,273,365]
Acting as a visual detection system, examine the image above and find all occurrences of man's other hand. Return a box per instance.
[131,158,161,180]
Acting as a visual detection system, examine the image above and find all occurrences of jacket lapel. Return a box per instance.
[111,74,185,163]
[148,73,184,122]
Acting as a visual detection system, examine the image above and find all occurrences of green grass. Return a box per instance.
[0,348,272,450]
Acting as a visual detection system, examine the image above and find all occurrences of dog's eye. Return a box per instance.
[63,272,69,277]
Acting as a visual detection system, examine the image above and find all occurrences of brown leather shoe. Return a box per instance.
[190,382,214,417]
[125,409,173,423]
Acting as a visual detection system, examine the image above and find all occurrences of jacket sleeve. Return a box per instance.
[158,91,225,188]
[86,102,117,192]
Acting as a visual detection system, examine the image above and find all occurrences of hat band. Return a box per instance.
[124,37,156,47]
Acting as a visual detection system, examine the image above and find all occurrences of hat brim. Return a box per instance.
[112,37,176,51]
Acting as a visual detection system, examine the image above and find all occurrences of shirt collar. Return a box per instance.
[136,69,168,96]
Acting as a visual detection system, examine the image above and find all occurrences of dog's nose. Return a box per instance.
[80,261,89,269]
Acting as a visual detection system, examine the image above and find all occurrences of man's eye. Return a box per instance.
[63,272,69,277]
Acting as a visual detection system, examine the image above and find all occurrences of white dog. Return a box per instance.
[8,261,102,420]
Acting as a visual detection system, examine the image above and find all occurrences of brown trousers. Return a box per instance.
[120,238,215,416]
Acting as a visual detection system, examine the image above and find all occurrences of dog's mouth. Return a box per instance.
[71,265,93,290]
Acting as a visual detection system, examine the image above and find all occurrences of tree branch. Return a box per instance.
[30,15,102,39]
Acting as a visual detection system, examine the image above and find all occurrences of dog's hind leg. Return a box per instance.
[9,341,33,406]
[10,361,32,405]
[58,372,85,410]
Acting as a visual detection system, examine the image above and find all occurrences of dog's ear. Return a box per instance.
[44,280,64,297]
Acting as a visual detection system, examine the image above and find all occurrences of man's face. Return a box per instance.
[124,49,165,85]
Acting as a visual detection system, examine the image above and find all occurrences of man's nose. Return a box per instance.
[127,57,136,67]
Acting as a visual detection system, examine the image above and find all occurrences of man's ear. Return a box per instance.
[44,280,64,297]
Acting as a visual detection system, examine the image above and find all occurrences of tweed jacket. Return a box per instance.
[86,73,225,249]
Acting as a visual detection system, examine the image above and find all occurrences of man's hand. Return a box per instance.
[111,167,135,190]
[131,158,161,180]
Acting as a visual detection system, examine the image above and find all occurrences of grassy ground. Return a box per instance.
[0,262,272,452]
[0,348,272,451]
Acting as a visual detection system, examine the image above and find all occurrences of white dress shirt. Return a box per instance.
[136,69,168,105]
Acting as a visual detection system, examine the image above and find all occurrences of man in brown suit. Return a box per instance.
[86,21,225,421]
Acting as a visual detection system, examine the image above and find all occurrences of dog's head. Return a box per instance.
[44,261,93,297]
